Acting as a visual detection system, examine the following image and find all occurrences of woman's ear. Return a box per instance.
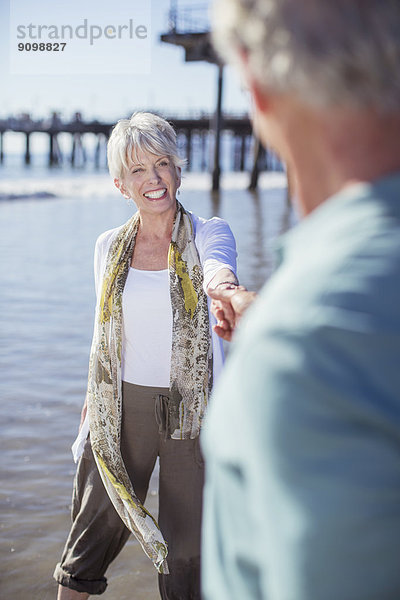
[114,178,130,199]
[176,166,182,189]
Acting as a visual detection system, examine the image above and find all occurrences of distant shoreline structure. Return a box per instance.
[0,112,284,190]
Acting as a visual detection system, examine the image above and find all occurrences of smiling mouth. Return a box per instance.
[144,188,167,199]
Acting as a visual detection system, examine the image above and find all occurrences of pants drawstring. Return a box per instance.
[155,394,170,439]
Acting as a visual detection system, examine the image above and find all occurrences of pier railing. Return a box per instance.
[168,3,210,34]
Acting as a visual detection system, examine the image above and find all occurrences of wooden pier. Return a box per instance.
[0,112,110,168]
[0,112,281,187]
[0,3,283,189]
[160,2,226,190]
[158,2,282,190]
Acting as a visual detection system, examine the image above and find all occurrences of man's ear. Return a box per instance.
[237,46,271,114]
[248,76,270,114]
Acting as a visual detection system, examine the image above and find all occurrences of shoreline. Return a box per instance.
[0,170,287,201]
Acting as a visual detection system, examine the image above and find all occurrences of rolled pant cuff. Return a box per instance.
[53,563,107,595]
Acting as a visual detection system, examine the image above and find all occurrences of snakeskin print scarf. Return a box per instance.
[86,201,212,573]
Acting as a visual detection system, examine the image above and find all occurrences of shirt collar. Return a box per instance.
[274,170,400,266]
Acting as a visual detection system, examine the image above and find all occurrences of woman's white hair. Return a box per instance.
[107,112,186,179]
[212,0,400,112]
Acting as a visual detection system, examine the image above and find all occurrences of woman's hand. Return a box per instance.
[79,398,88,432]
[207,286,257,341]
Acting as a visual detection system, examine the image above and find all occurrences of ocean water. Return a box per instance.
[0,164,294,599]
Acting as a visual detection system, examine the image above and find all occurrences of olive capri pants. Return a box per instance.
[54,382,204,598]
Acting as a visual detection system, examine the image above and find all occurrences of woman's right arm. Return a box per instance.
[78,229,113,432]
[195,216,238,290]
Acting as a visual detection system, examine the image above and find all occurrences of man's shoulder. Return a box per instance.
[269,189,400,329]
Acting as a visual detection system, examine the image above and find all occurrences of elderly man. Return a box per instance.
[202,2,400,599]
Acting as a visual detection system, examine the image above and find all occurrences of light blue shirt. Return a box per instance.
[202,173,400,600]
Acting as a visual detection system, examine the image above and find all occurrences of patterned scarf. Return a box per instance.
[86,201,212,573]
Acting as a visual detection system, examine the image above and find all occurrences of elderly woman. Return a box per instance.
[53,112,238,600]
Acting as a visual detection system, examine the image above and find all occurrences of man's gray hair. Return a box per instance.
[212,0,400,112]
[107,112,186,180]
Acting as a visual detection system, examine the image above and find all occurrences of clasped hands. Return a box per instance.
[207,284,257,342]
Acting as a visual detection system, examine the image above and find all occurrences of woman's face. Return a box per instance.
[116,149,181,217]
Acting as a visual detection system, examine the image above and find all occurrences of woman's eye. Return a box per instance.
[158,161,168,167]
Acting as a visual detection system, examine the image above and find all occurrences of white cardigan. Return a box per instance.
[72,211,237,461]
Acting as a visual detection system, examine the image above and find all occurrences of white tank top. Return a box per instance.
[121,267,172,387]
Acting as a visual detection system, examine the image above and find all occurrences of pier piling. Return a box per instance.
[24,133,31,165]
[212,65,224,191]
[249,139,266,191]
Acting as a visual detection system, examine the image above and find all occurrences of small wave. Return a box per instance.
[0,174,117,201]
[0,171,287,202]
[0,191,57,201]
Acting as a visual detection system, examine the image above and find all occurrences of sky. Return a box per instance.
[0,0,249,123]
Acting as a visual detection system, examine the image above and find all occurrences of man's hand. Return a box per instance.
[207,286,257,341]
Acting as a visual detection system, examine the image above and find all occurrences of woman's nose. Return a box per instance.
[148,167,161,183]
